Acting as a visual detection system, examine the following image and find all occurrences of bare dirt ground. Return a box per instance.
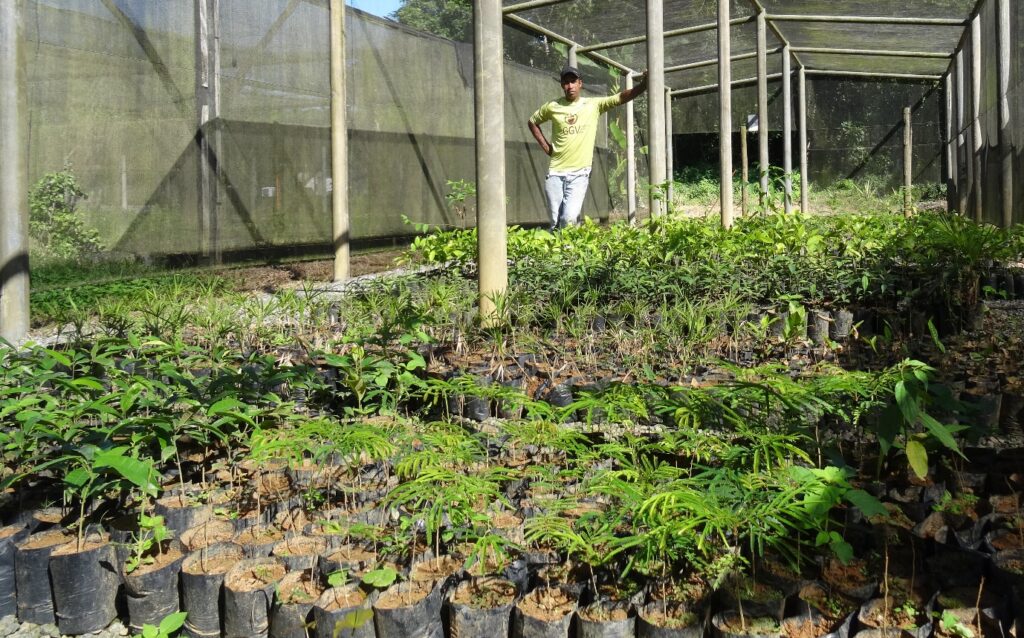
[218,249,406,293]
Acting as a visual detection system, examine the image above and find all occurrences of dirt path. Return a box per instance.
[217,249,406,293]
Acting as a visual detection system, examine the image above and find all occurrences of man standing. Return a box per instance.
[528,65,648,229]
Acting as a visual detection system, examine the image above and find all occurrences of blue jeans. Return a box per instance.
[544,168,591,229]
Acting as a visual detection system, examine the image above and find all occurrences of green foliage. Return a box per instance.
[445,179,476,229]
[126,513,171,573]
[392,0,471,41]
[362,566,399,588]
[141,611,187,638]
[28,168,103,262]
[938,611,975,638]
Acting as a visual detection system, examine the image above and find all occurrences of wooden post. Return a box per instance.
[997,0,1013,227]
[945,72,957,214]
[798,66,809,214]
[971,15,982,222]
[782,45,792,214]
[665,87,673,211]
[474,0,507,324]
[195,0,214,260]
[568,43,577,67]
[647,0,666,216]
[626,73,637,223]
[0,0,30,342]
[903,107,913,217]
[330,0,350,281]
[718,0,734,228]
[740,119,748,217]
[956,50,967,215]
[756,10,769,208]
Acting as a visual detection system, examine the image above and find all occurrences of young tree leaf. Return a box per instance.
[334,608,374,632]
[362,567,398,588]
[158,611,188,635]
[905,439,929,479]
[919,413,965,455]
[844,489,888,519]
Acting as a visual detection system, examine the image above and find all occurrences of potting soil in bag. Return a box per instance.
[513,586,576,638]
[0,524,30,618]
[312,585,374,638]
[269,569,322,638]
[637,601,703,638]
[181,542,245,638]
[373,579,445,638]
[222,557,286,638]
[154,494,213,536]
[124,545,186,631]
[448,577,517,638]
[14,529,68,624]
[49,537,120,635]
[577,601,635,638]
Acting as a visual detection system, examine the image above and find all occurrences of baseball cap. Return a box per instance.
[560,65,581,81]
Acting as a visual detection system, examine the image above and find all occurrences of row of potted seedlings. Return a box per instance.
[1,422,1022,638]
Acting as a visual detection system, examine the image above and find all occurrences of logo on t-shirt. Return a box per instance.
[566,114,578,125]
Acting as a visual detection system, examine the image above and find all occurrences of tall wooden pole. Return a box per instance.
[626,73,637,224]
[798,66,809,214]
[903,107,913,217]
[997,0,1013,227]
[970,15,982,223]
[756,10,769,208]
[0,0,29,342]
[782,45,792,214]
[956,50,967,215]
[740,120,748,217]
[665,87,674,211]
[945,72,957,213]
[647,0,666,216]
[718,0,734,227]
[330,0,350,281]
[195,0,214,260]
[475,0,507,324]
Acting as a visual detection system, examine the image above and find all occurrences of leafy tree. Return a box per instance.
[392,0,472,42]
[28,167,103,262]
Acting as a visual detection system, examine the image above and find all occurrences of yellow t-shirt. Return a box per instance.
[530,94,622,173]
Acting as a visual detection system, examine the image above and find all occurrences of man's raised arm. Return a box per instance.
[617,70,649,104]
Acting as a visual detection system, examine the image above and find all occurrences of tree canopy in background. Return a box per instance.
[392,0,472,42]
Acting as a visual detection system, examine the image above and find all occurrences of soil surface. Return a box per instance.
[327,545,377,565]
[273,535,326,556]
[182,546,244,575]
[130,542,184,576]
[226,561,286,591]
[277,571,322,604]
[782,615,835,638]
[319,586,367,611]
[517,588,575,622]
[20,529,71,551]
[410,555,462,582]
[578,603,630,622]
[451,578,516,609]
[180,520,234,551]
[375,580,433,610]
[220,250,405,293]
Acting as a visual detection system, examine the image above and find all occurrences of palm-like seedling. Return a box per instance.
[393,421,485,480]
[386,464,510,560]
[524,509,628,596]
